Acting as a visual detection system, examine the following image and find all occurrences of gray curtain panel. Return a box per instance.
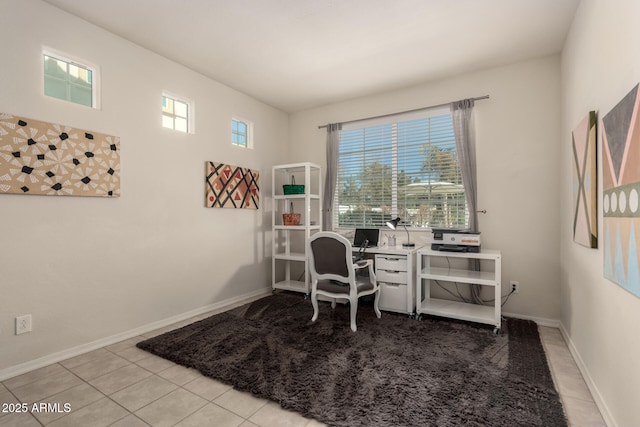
[323,123,342,231]
[452,99,478,233]
[452,99,482,303]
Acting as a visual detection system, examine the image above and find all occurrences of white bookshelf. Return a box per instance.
[271,163,321,295]
[416,248,502,332]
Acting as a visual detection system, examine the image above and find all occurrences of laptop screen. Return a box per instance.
[353,228,380,248]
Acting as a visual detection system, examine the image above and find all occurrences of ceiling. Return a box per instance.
[42,0,580,113]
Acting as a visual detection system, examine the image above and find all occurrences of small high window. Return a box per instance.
[43,52,96,108]
[162,95,190,133]
[232,118,253,148]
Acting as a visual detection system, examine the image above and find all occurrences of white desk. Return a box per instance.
[353,245,421,315]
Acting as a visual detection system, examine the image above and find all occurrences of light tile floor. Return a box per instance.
[1,308,606,427]
[538,326,607,427]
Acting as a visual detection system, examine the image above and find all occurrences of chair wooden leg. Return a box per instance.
[373,289,382,319]
[311,294,319,322]
[331,298,336,309]
[350,299,358,332]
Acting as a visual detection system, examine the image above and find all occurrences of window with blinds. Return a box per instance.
[335,107,467,229]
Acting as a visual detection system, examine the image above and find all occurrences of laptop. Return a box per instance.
[353,228,380,248]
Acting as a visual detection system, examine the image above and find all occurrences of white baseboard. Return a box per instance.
[0,288,272,382]
[558,323,616,427]
[502,311,560,328]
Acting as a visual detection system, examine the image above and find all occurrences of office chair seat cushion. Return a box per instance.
[317,279,374,294]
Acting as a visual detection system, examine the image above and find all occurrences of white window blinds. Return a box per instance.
[335,107,467,229]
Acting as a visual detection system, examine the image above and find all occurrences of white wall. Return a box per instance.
[289,56,563,323]
[0,0,287,373]
[561,1,640,426]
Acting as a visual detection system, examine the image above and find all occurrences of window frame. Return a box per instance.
[42,49,100,109]
[162,93,193,133]
[231,117,253,149]
[334,107,468,231]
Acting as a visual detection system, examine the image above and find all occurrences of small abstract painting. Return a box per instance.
[205,161,259,209]
[572,111,597,248]
[0,113,120,197]
[602,84,640,297]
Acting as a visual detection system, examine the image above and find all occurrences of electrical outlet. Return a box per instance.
[16,315,32,335]
[510,281,520,294]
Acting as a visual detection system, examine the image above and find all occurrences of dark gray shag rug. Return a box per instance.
[137,293,567,427]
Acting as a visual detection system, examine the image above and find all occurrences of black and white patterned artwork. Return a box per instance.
[0,113,120,197]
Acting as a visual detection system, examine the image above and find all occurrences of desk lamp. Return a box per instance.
[386,217,415,248]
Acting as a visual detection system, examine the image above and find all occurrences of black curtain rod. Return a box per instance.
[317,95,489,129]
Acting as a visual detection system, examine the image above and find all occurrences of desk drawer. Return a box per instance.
[375,255,408,271]
[379,282,408,313]
[376,269,408,284]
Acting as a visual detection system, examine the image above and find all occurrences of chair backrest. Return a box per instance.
[308,232,353,281]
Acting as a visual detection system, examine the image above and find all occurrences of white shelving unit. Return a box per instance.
[416,248,502,332]
[272,163,322,295]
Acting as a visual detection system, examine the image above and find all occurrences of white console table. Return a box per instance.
[416,248,502,332]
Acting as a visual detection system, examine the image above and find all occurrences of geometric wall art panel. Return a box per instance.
[602,84,640,297]
[572,111,597,248]
[0,113,120,197]
[205,161,259,209]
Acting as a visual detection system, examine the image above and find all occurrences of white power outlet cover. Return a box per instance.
[16,315,32,335]
[510,281,520,294]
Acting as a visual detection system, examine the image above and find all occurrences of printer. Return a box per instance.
[431,229,481,253]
